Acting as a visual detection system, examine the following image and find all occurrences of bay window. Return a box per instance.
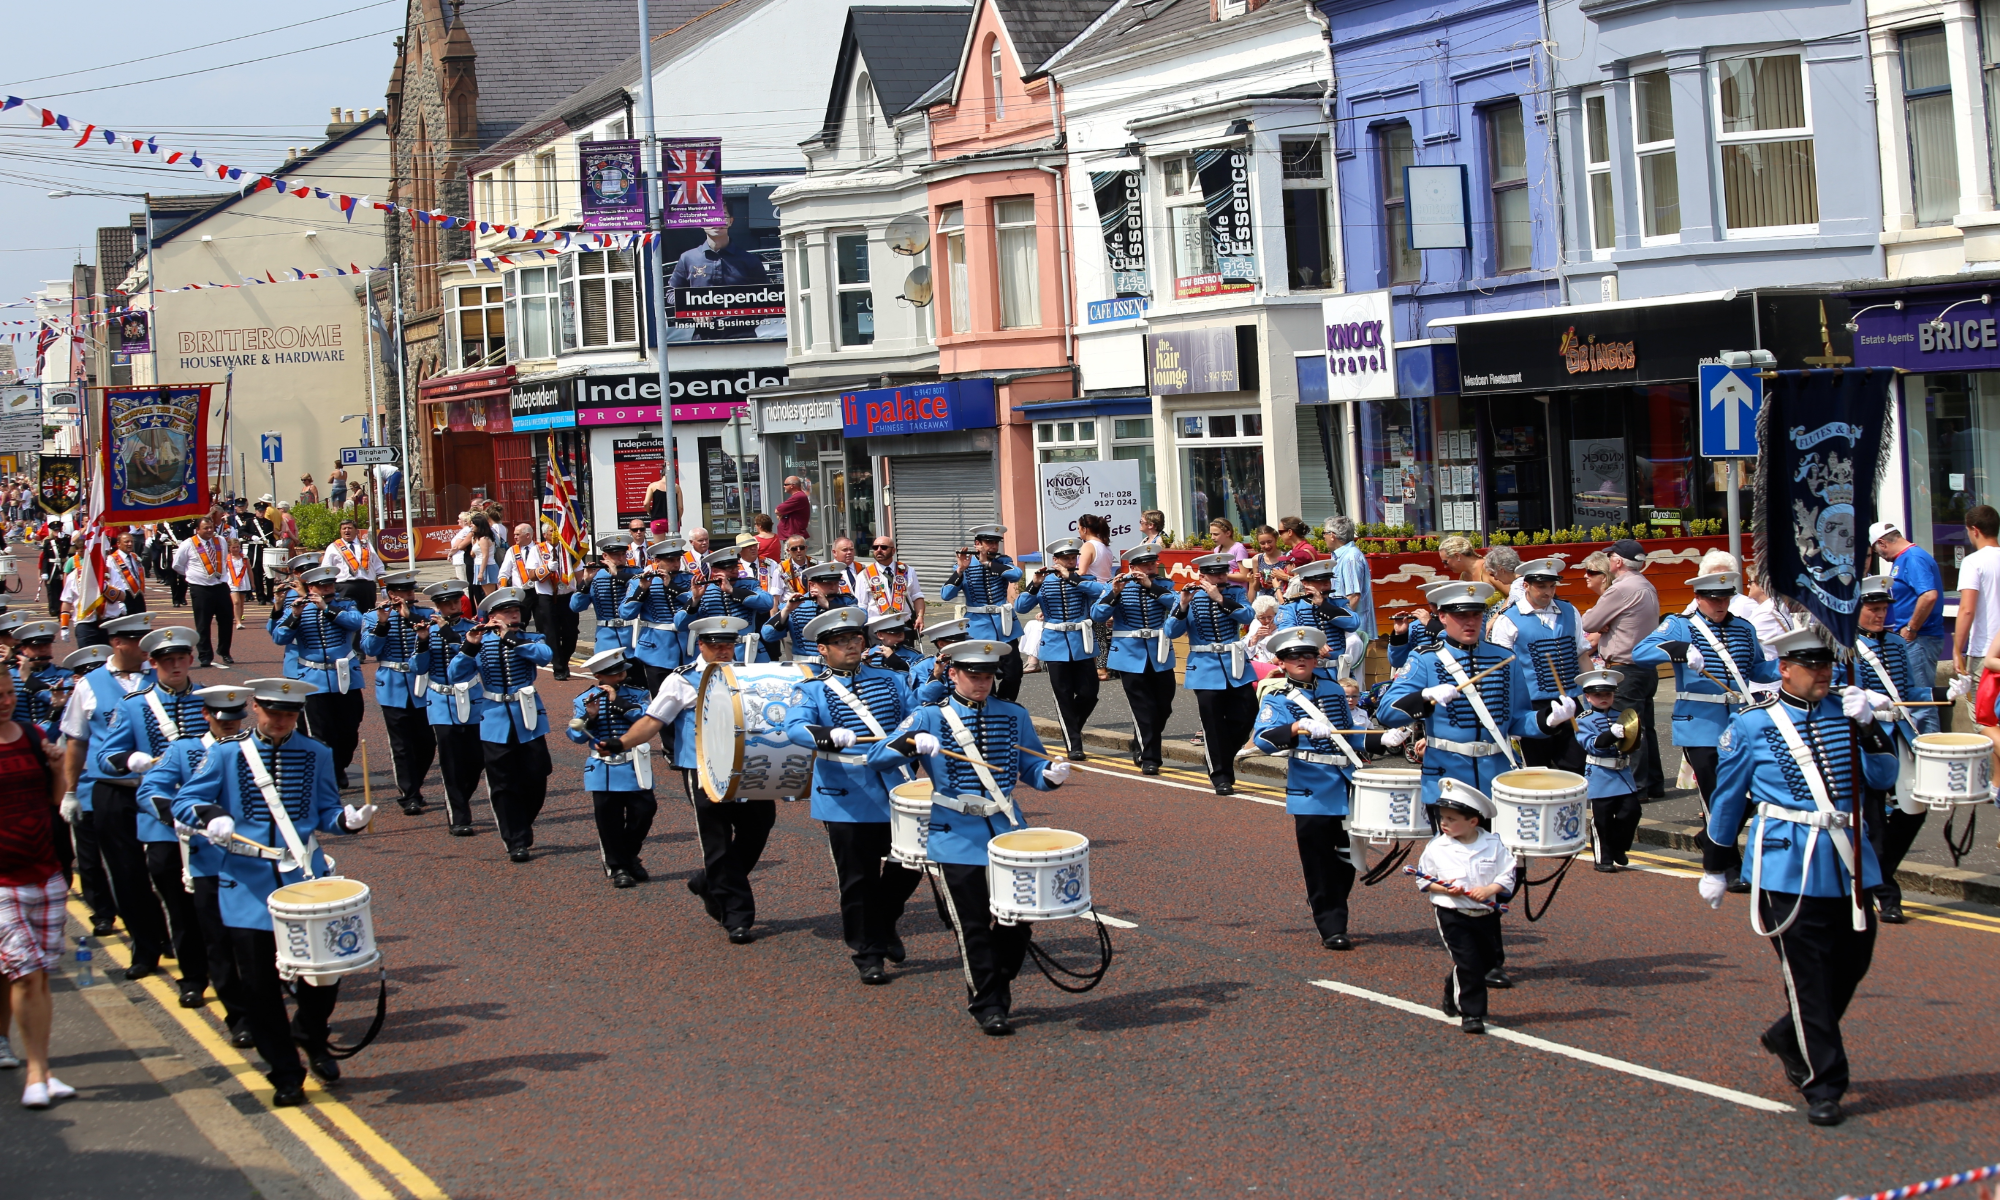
[1164,155,1216,283]
[505,267,558,361]
[995,197,1040,328]
[560,250,638,351]
[1902,28,1960,226]
[1634,69,1680,239]
[940,206,968,333]
[836,231,874,347]
[1378,124,1420,284]
[451,284,505,369]
[1487,102,1531,272]
[1584,92,1615,251]
[1281,138,1333,289]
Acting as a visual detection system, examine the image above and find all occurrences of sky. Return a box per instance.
[0,0,403,325]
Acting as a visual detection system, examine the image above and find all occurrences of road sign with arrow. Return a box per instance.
[1698,363,1762,458]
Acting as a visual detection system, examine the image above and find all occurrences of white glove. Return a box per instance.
[1698,872,1728,909]
[1042,760,1071,786]
[1840,685,1873,724]
[1948,674,1975,701]
[1684,645,1705,675]
[1544,696,1578,728]
[912,732,941,757]
[1863,689,1897,717]
[1421,683,1461,706]
[59,791,79,824]
[1380,726,1412,748]
[1302,719,1335,740]
[341,803,377,831]
[58,626,69,642]
[828,726,856,749]
[203,814,235,843]
[126,751,156,773]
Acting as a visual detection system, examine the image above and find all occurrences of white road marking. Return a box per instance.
[1071,761,1288,807]
[1080,910,1138,929]
[1309,979,1794,1114]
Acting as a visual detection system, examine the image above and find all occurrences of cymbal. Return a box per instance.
[1615,707,1642,753]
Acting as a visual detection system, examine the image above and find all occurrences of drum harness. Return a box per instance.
[1854,637,1976,865]
[820,674,909,783]
[143,690,198,894]
[1282,684,1418,887]
[1435,648,1520,770]
[242,740,387,1060]
[1682,617,1751,707]
[1755,700,1870,935]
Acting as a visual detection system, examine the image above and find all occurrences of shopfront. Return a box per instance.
[509,372,588,538]
[849,378,997,588]
[1147,324,1268,537]
[576,366,784,537]
[1371,291,1855,539]
[750,386,871,554]
[416,364,518,525]
[1849,282,2000,589]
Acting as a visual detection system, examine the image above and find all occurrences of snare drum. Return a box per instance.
[987,828,1091,924]
[1491,768,1589,857]
[695,661,814,802]
[1911,733,1996,811]
[1348,767,1429,842]
[268,877,379,986]
[889,779,935,867]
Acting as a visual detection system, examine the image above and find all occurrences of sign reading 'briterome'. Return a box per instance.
[177,324,345,371]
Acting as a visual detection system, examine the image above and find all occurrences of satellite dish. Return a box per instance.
[902,265,933,307]
[885,212,930,257]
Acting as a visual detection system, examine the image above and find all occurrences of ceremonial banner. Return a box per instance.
[118,308,151,354]
[99,385,212,522]
[660,137,723,228]
[1091,169,1147,298]
[579,139,646,233]
[37,454,81,514]
[1753,368,1894,647]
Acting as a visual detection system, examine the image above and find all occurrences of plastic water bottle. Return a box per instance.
[74,934,97,988]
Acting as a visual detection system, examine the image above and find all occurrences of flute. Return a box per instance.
[1403,865,1509,912]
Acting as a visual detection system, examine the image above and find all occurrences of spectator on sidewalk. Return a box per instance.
[776,477,812,545]
[1581,539,1663,797]
[0,669,71,1107]
[752,513,780,561]
[1871,520,1945,700]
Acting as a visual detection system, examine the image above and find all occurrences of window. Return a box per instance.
[791,236,814,351]
[1714,52,1818,232]
[1035,419,1098,464]
[1983,0,2000,196]
[1378,124,1420,284]
[1903,28,1960,226]
[989,42,1006,121]
[1112,416,1157,511]
[1175,409,1266,534]
[835,232,873,347]
[1584,92,1615,251]
[605,118,627,140]
[559,250,638,350]
[1218,0,1247,15]
[451,284,505,369]
[940,206,968,333]
[505,267,558,361]
[500,163,517,228]
[1281,138,1333,289]
[477,173,495,228]
[995,198,1040,328]
[1633,69,1680,239]
[1163,155,1216,282]
[1487,103,1531,272]
[536,152,557,222]
[856,74,876,158]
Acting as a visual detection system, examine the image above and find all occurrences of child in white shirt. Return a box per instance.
[1416,779,1518,1034]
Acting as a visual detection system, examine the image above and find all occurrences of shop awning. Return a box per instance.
[1012,396,1152,420]
[1425,289,1738,330]
[417,364,514,405]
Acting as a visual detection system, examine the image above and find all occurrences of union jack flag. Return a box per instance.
[664,144,718,212]
[541,436,587,567]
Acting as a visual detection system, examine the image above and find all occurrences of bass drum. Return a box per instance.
[695,661,814,802]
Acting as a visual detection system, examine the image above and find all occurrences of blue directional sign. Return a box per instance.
[260,432,282,464]
[1698,364,1762,458]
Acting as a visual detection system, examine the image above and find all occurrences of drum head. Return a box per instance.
[992,828,1086,853]
[891,778,934,803]
[1495,769,1586,791]
[1918,733,1989,749]
[271,878,366,905]
[696,663,744,802]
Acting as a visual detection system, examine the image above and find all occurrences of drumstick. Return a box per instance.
[229,832,282,855]
[1014,744,1063,762]
[1693,663,1745,699]
[1402,865,1508,912]
[1896,700,1954,706]
[1462,655,1516,688]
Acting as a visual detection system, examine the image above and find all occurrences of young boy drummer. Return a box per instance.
[568,648,656,888]
[1416,779,1517,1034]
[865,641,1069,1036]
[1573,669,1642,872]
[783,608,922,984]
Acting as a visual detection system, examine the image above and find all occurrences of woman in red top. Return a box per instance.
[0,670,69,1107]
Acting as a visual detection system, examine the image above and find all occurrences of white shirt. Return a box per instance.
[498,544,532,589]
[321,537,385,582]
[853,559,924,620]
[644,671,700,724]
[59,664,150,740]
[1963,545,2000,661]
[523,543,576,595]
[1417,828,1518,913]
[174,535,232,587]
[1487,597,1590,658]
[1742,595,1793,659]
[61,571,126,623]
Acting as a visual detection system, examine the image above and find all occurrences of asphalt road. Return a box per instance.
[19,581,2000,1198]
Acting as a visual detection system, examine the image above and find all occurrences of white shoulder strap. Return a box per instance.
[237,739,317,881]
[1283,687,1366,770]
[1691,615,1752,697]
[1849,639,1907,711]
[1756,700,1863,933]
[142,689,181,745]
[1435,648,1520,768]
[936,702,1017,821]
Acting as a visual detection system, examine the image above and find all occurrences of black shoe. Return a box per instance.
[399,801,424,816]
[177,985,207,1008]
[1760,1030,1810,1088]
[979,1012,1013,1037]
[1067,749,1087,762]
[229,1026,256,1049]
[1140,763,1160,776]
[271,1085,307,1108]
[858,961,888,985]
[198,660,214,669]
[1726,876,1752,895]
[1322,933,1353,951]
[727,926,756,945]
[509,848,532,863]
[628,860,650,883]
[1484,968,1513,989]
[215,655,234,667]
[90,920,117,937]
[1879,901,1908,924]
[611,870,637,889]
[448,824,476,837]
[884,940,907,964]
[1461,1017,1486,1035]
[1806,1099,1844,1127]
[1594,863,1620,873]
[1214,782,1235,796]
[124,960,158,981]
[1615,851,1630,866]
[308,1054,340,1084]
[552,669,571,681]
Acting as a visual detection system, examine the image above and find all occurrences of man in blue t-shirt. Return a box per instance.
[1871,519,1946,702]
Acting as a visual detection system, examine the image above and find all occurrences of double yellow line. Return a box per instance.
[67,899,447,1199]
[1622,850,2000,936]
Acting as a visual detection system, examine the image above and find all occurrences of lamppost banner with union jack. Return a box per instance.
[660,137,724,227]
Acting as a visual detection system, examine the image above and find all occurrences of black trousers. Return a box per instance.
[538,593,580,676]
[824,821,923,967]
[69,808,117,926]
[189,582,233,662]
[995,641,1025,702]
[1685,745,1739,877]
[123,591,148,614]
[337,579,378,612]
[89,786,170,965]
[938,862,1031,1019]
[1436,906,1505,1019]
[434,724,485,827]
[1194,684,1257,787]
[1121,666,1177,769]
[592,788,658,873]
[1294,814,1358,940]
[227,926,339,1090]
[686,771,775,929]
[1042,659,1101,754]
[1609,663,1665,795]
[188,875,247,1027]
[483,734,552,852]
[1591,792,1643,866]
[379,704,436,808]
[142,841,207,989]
[74,621,107,649]
[303,690,365,787]
[1863,788,1926,906]
[1519,721,1585,772]
[1761,891,1877,1103]
[163,568,187,607]
[635,663,674,697]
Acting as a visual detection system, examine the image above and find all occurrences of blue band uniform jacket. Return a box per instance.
[1387,616,1443,672]
[621,572,691,669]
[1632,611,1780,747]
[19,662,70,742]
[1836,630,1932,742]
[447,631,555,741]
[762,592,857,662]
[1253,677,1367,816]
[1377,637,1527,805]
[864,693,1057,865]
[172,731,350,930]
[72,664,157,806]
[784,665,917,822]
[361,610,432,708]
[1277,595,1362,680]
[272,597,366,695]
[684,573,776,663]
[940,556,1023,643]
[1171,582,1256,689]
[423,619,480,727]
[138,735,224,876]
[1574,706,1638,798]
[569,684,654,791]
[1493,598,1587,738]
[571,566,639,652]
[97,682,210,842]
[1014,571,1105,661]
[1091,576,1179,673]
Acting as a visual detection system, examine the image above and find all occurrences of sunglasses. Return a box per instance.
[1583,569,1604,577]
[873,545,894,551]
[1277,649,1319,661]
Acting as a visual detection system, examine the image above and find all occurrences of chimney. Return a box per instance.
[324,104,367,140]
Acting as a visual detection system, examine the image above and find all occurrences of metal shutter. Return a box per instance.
[887,453,996,607]
[1296,405,1343,529]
